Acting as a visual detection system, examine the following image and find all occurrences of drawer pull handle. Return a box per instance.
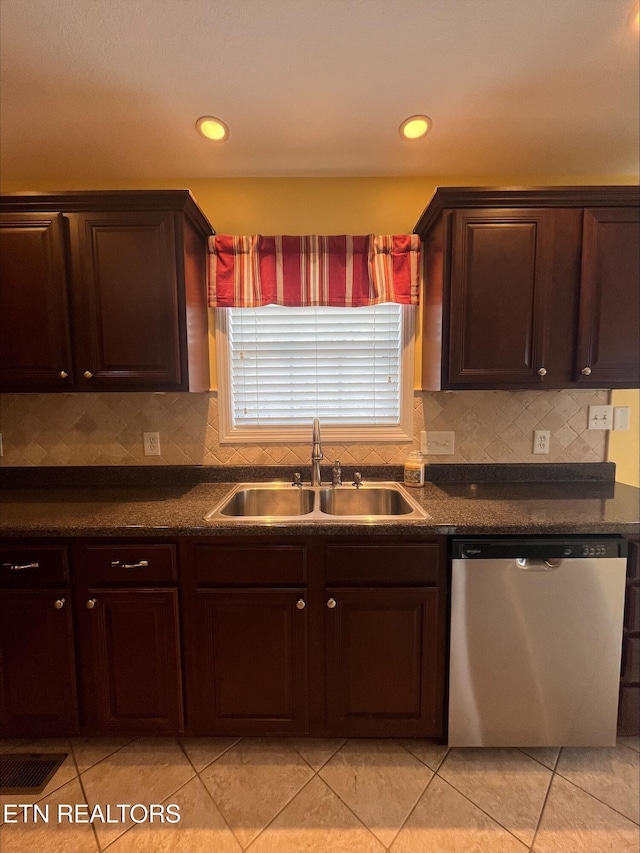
[3,562,40,571]
[296,599,306,610]
[86,598,96,609]
[54,598,65,610]
[110,560,149,569]
[327,597,337,609]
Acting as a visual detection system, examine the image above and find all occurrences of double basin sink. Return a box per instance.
[205,481,429,523]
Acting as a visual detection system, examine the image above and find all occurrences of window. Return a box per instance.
[216,303,414,443]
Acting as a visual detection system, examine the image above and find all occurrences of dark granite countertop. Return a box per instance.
[1,464,638,538]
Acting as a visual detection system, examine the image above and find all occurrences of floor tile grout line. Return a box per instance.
[527,762,558,853]
[315,738,439,850]
[68,739,103,853]
[380,767,439,851]
[552,767,640,826]
[242,769,320,852]
[433,768,537,850]
[178,735,242,775]
[191,764,245,849]
[72,735,138,777]
[394,738,450,773]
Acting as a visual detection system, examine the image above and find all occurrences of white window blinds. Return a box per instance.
[216,303,414,442]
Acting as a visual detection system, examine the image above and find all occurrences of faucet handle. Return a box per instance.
[352,472,363,488]
[291,472,302,487]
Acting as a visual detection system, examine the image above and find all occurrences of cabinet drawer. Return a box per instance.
[325,543,441,586]
[194,545,307,586]
[83,544,177,585]
[0,545,69,588]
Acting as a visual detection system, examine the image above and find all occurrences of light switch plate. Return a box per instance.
[421,430,455,455]
[588,405,613,430]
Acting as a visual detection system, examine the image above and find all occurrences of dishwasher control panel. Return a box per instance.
[453,537,627,560]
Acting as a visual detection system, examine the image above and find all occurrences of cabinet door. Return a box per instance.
[576,208,640,387]
[190,589,308,735]
[70,211,183,390]
[81,588,183,734]
[0,590,79,736]
[0,213,74,391]
[447,209,554,387]
[325,587,442,737]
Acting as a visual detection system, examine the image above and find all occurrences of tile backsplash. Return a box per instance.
[0,389,609,467]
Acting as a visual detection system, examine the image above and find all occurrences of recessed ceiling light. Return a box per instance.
[399,115,432,140]
[195,116,229,142]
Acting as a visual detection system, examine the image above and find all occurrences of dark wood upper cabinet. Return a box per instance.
[0,213,74,391]
[0,191,213,392]
[416,187,640,390]
[448,209,554,386]
[575,208,640,387]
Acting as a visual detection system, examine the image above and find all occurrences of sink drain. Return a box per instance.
[0,753,68,794]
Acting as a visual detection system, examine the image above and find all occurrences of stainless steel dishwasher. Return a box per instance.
[448,536,628,747]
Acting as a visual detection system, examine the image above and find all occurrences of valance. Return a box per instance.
[208,234,420,308]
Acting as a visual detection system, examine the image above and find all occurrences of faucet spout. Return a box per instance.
[311,417,323,485]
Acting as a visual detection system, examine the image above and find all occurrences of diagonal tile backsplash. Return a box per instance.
[0,389,609,467]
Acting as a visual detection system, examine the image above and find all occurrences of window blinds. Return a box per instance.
[226,304,403,427]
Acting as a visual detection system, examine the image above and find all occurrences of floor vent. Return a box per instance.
[0,753,68,794]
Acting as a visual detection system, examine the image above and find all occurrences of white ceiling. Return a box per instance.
[1,0,639,185]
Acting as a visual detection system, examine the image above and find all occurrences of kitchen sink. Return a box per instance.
[319,486,414,516]
[215,486,315,517]
[204,482,429,522]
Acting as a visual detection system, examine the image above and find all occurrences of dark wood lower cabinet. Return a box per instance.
[325,587,441,737]
[189,589,308,735]
[78,588,183,734]
[0,590,79,736]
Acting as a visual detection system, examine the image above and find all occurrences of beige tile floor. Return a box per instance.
[1,735,638,852]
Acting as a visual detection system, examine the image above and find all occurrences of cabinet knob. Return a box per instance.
[327,597,337,609]
[59,370,69,379]
[296,599,306,610]
[83,371,94,379]
[581,367,592,376]
[86,598,96,609]
[54,598,65,610]
[537,367,547,376]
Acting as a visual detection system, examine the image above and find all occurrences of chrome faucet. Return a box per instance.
[311,417,323,485]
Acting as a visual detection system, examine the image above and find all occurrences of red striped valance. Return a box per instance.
[208,234,420,308]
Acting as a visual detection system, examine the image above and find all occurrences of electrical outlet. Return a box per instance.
[421,430,455,455]
[613,406,630,431]
[533,429,550,454]
[588,405,613,430]
[143,431,161,456]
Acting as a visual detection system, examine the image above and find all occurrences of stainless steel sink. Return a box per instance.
[214,486,314,517]
[319,486,414,516]
[204,482,429,523]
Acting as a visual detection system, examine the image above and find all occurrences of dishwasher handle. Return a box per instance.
[516,557,561,572]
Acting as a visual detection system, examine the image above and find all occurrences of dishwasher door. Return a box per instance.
[448,537,627,747]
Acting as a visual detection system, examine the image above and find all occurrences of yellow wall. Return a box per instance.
[3,173,638,480]
[609,390,640,487]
